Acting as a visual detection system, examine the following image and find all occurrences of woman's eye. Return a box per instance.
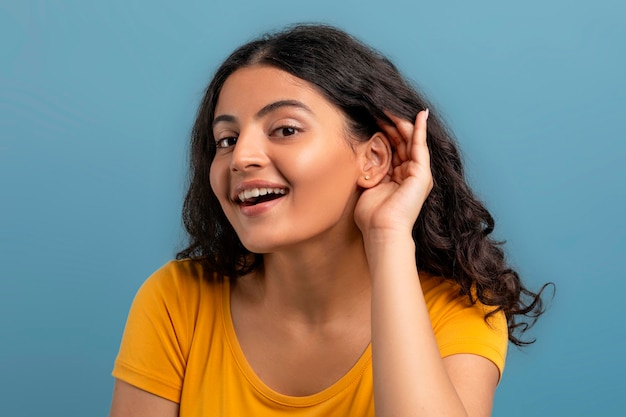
[215,137,237,148]
[272,126,298,137]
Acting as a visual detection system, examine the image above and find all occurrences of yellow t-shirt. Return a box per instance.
[113,259,507,416]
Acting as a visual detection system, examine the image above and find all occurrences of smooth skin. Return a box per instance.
[109,66,499,417]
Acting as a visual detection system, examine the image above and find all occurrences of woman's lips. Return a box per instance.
[231,180,289,203]
[237,187,287,205]
[237,192,286,216]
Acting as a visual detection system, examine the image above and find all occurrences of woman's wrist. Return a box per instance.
[363,231,416,270]
[362,227,415,248]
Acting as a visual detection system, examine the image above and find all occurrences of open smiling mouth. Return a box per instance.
[237,187,287,206]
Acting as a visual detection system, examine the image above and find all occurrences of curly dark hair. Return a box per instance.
[177,23,552,346]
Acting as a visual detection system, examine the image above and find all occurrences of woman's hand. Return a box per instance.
[354,109,433,241]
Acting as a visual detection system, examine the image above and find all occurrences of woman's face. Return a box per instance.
[209,65,366,253]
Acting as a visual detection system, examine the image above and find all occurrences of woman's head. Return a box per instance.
[179,24,548,345]
[209,65,377,254]
[181,24,447,273]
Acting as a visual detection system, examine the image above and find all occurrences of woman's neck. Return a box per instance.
[234,231,372,327]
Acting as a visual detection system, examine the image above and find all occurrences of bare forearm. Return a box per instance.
[366,234,468,417]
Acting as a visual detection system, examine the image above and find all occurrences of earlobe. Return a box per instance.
[358,132,392,188]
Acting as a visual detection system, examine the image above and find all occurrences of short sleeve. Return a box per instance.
[112,261,201,403]
[422,275,509,379]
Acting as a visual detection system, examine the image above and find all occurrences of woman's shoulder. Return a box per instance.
[419,271,506,330]
[113,259,225,401]
[419,271,508,375]
[419,271,463,307]
[134,259,224,308]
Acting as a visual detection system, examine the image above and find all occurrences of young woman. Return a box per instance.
[109,24,548,417]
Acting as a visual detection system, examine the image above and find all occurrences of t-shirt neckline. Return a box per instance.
[220,278,373,407]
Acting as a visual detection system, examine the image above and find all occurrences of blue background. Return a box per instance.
[1,0,624,416]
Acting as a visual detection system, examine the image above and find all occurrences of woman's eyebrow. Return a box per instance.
[212,100,313,129]
[255,99,313,119]
[212,114,236,128]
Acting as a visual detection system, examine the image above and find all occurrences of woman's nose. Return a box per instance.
[229,129,268,172]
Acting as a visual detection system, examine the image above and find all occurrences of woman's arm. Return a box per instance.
[356,110,500,417]
[109,379,179,417]
[366,234,499,417]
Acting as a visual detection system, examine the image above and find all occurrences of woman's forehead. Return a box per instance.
[214,65,339,120]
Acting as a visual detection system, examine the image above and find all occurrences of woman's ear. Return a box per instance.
[357,132,392,188]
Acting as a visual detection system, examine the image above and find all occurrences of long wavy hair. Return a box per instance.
[177,24,551,346]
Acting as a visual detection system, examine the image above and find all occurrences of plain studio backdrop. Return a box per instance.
[1,1,624,416]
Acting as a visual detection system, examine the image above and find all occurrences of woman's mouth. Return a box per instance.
[237,187,287,206]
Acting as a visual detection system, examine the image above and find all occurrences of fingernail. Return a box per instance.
[425,108,430,120]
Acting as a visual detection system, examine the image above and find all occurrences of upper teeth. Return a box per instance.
[238,187,286,202]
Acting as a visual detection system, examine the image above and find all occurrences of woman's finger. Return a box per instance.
[381,112,414,162]
[411,109,430,168]
[379,121,408,162]
[384,113,416,139]
[379,122,402,147]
